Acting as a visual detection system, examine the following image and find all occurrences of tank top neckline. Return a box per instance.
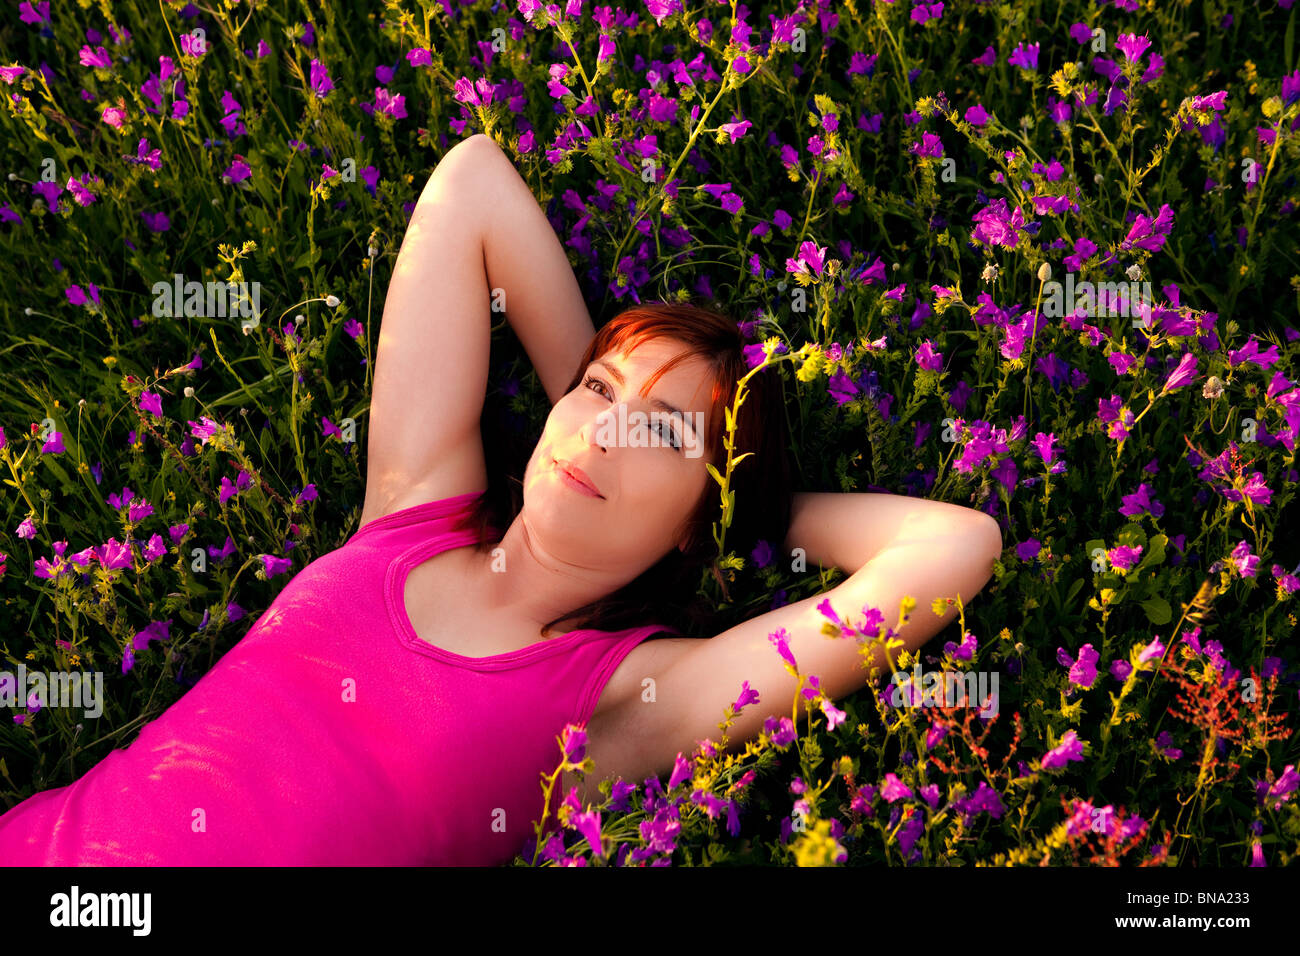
[371,493,639,672]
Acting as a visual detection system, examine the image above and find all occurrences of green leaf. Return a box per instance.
[705,462,724,487]
[1064,577,1085,608]
[1140,596,1172,625]
[1287,5,1296,72]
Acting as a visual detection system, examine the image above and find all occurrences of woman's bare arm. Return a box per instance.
[463,134,597,404]
[782,491,1001,574]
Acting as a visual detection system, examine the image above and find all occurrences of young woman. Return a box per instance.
[0,134,1002,867]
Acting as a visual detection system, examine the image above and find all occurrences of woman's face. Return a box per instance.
[520,338,716,573]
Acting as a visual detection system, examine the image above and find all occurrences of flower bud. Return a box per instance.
[183,386,195,398]
[1037,262,1051,282]
[324,294,340,307]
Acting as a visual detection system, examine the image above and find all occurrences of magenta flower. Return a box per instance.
[910,132,944,158]
[67,175,98,205]
[406,47,432,67]
[1120,203,1175,252]
[262,554,293,576]
[1230,540,1260,578]
[224,156,252,183]
[1016,538,1041,561]
[219,90,245,136]
[965,103,989,126]
[180,33,206,57]
[189,417,221,444]
[881,773,913,802]
[733,680,760,712]
[79,46,112,69]
[0,66,24,85]
[101,106,126,129]
[1040,729,1084,770]
[138,390,163,418]
[1057,643,1099,688]
[16,517,37,540]
[1007,42,1039,71]
[41,431,64,454]
[19,2,51,25]
[1137,638,1165,665]
[97,537,133,570]
[768,627,798,671]
[1159,351,1199,392]
[785,240,827,279]
[1108,544,1143,572]
[125,138,162,171]
[910,2,944,25]
[561,724,587,763]
[645,0,684,26]
[1227,336,1281,371]
[309,58,334,99]
[971,197,1029,248]
[915,340,943,371]
[1118,482,1165,519]
[1115,33,1153,63]
[374,87,406,119]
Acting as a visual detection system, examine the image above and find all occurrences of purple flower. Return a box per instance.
[1118,482,1165,519]
[1108,544,1143,572]
[79,46,113,69]
[768,627,798,671]
[262,554,293,577]
[881,773,913,802]
[1115,33,1153,63]
[1160,351,1199,392]
[1007,42,1039,71]
[1041,729,1084,770]
[309,59,334,99]
[374,87,406,119]
[138,390,163,418]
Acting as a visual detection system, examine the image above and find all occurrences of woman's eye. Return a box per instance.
[582,375,682,452]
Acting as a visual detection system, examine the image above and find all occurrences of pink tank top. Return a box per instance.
[0,491,680,866]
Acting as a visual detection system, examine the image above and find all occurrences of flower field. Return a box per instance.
[2,0,1299,868]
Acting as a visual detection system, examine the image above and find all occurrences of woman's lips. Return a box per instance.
[553,458,603,498]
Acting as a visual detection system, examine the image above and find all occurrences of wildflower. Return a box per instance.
[41,431,64,454]
[1057,644,1100,688]
[138,390,163,418]
[373,87,406,119]
[261,554,293,577]
[406,48,432,68]
[881,773,913,802]
[309,59,334,99]
[1159,352,1199,393]
[980,263,999,283]
[325,294,340,307]
[79,46,113,69]
[1040,729,1085,770]
[1118,482,1164,519]
[1007,42,1039,71]
[1202,375,1224,399]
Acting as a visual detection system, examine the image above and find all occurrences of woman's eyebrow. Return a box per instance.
[592,359,700,439]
